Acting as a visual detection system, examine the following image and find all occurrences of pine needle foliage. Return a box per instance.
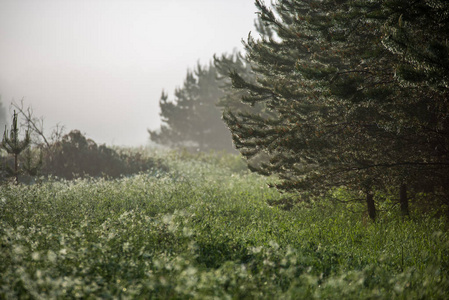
[219,0,449,218]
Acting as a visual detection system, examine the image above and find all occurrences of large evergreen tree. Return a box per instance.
[335,0,449,212]
[149,63,235,152]
[222,0,382,203]
[220,0,449,218]
[379,0,449,203]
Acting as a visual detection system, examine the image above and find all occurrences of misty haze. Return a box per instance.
[0,0,256,146]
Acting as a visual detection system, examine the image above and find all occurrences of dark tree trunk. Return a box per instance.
[399,183,410,217]
[366,191,376,221]
[14,152,19,184]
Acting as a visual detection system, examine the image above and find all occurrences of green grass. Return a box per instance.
[1,149,448,299]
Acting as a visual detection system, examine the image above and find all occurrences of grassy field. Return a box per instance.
[1,150,448,299]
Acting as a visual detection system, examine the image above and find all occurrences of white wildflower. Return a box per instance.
[182,227,194,237]
[47,250,57,263]
[250,246,263,254]
[32,252,41,261]
[123,242,130,252]
[269,240,279,250]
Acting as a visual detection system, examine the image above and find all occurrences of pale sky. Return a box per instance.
[0,0,258,146]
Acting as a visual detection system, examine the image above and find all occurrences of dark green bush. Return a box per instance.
[42,130,168,179]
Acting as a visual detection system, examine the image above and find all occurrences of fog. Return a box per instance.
[0,0,257,146]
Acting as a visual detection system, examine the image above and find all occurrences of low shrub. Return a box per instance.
[41,130,168,179]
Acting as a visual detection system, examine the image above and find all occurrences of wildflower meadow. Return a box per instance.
[1,150,448,299]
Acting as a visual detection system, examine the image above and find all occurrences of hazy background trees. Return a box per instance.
[149,63,236,153]
[148,21,271,155]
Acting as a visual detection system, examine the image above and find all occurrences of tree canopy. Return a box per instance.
[218,0,449,218]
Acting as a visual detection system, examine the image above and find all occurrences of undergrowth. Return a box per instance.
[0,149,448,299]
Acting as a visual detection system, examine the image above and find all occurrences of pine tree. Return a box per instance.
[221,0,449,218]
[1,111,31,183]
[149,63,235,152]
[222,1,382,207]
[337,0,449,213]
[378,0,449,210]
